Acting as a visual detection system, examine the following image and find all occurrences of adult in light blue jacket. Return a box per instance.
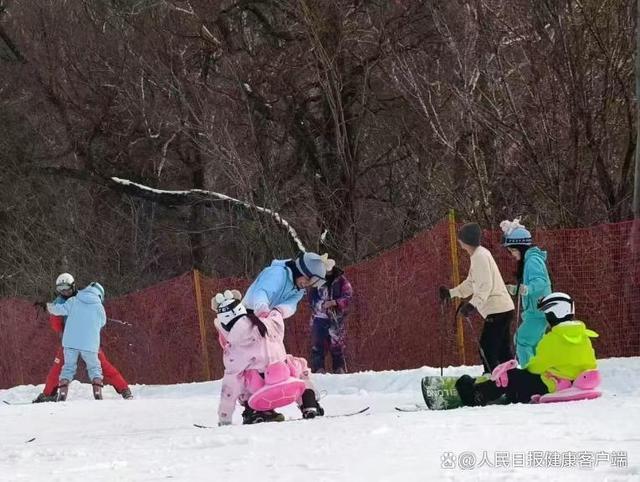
[47,282,106,390]
[500,220,552,366]
[243,252,329,319]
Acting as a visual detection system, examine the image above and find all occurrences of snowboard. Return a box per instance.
[195,406,370,429]
[394,403,428,412]
[421,375,511,410]
[421,376,463,410]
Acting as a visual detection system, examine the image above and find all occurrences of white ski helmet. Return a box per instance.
[212,290,247,330]
[538,292,574,326]
[55,273,75,293]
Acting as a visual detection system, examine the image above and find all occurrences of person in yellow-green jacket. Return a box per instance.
[454,292,600,406]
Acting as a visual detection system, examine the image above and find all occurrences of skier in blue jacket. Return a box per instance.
[47,282,107,401]
[500,219,552,366]
[243,252,331,319]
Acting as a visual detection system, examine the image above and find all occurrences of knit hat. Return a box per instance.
[457,223,482,247]
[295,252,328,284]
[500,219,532,247]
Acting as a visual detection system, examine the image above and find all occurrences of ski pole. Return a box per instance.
[107,318,132,326]
[515,288,522,327]
[463,316,490,374]
[439,301,446,377]
[329,308,348,373]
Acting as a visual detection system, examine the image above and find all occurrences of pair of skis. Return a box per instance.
[194,406,370,429]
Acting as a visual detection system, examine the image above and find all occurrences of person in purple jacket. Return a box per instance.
[308,264,353,374]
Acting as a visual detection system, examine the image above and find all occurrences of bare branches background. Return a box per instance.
[0,0,635,297]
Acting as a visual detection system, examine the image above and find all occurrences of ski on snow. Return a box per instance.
[394,403,428,412]
[194,406,370,429]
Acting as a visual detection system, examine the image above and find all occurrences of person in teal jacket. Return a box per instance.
[499,219,552,366]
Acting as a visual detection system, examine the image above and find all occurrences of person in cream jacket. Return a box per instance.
[439,223,515,374]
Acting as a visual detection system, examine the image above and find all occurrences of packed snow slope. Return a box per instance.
[1,357,639,481]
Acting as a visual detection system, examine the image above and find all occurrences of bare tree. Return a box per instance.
[0,0,635,298]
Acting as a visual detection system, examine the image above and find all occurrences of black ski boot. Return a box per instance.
[120,388,133,400]
[32,392,58,403]
[241,405,284,424]
[455,375,504,407]
[57,379,70,402]
[300,389,324,419]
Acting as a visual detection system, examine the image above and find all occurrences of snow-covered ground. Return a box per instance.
[1,357,638,481]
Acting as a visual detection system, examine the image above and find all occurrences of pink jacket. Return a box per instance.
[215,310,288,423]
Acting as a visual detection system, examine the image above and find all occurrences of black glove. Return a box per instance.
[438,286,451,302]
[457,302,476,318]
[33,301,47,310]
[247,312,268,337]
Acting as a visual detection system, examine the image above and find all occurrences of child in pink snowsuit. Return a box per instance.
[213,290,323,425]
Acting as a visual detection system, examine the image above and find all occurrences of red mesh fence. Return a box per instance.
[0,300,56,388]
[480,221,640,364]
[0,273,201,389]
[100,272,200,385]
[1,220,639,389]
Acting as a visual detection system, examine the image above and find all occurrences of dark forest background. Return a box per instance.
[0,0,635,298]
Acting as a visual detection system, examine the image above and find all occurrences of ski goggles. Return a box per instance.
[56,283,73,293]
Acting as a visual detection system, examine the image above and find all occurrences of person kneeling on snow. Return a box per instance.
[213,290,323,426]
[46,282,107,401]
[454,292,600,406]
